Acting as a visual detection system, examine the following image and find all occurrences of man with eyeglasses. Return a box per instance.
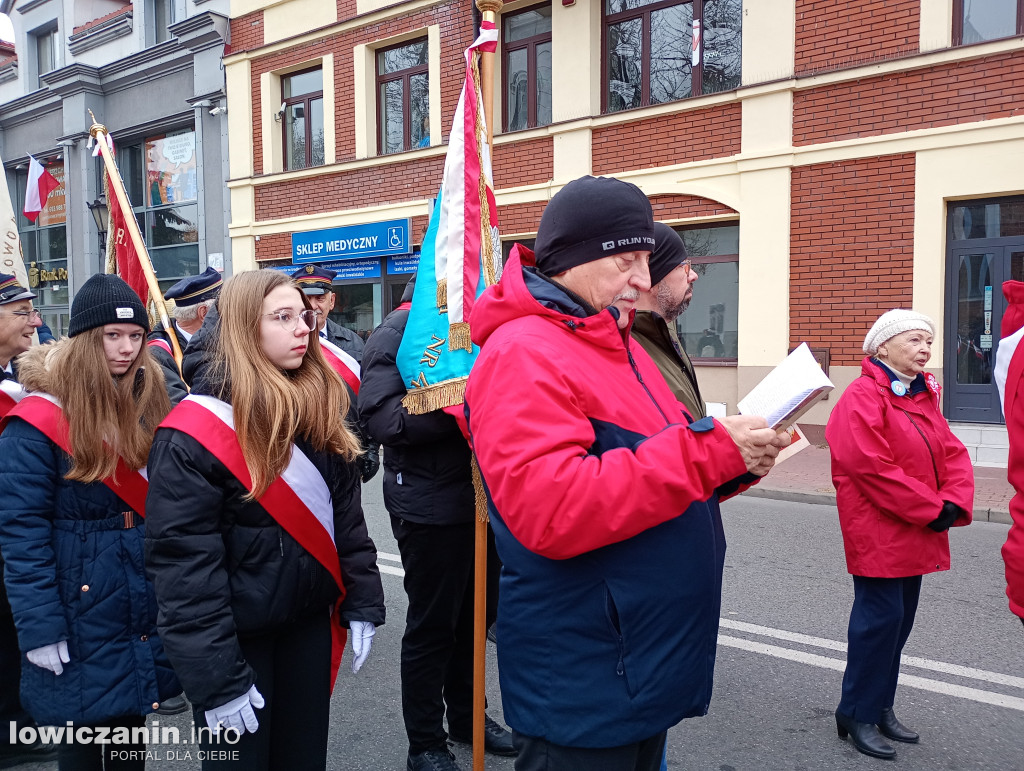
[0,273,42,388]
[291,265,365,363]
[630,223,705,421]
[0,272,57,769]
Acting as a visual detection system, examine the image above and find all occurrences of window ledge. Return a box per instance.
[0,60,17,84]
[68,12,134,56]
[693,360,738,367]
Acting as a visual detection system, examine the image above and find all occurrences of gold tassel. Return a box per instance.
[401,378,467,414]
[448,322,472,352]
[436,278,448,314]
[471,454,488,523]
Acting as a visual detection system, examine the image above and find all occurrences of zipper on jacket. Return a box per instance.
[627,348,670,425]
[278,532,284,557]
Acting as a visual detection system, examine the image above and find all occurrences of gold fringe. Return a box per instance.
[448,321,472,352]
[436,277,448,314]
[471,454,488,523]
[401,377,467,415]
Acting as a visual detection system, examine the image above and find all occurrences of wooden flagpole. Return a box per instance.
[472,3,501,770]
[87,113,183,368]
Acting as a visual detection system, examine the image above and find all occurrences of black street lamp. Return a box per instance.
[87,195,108,250]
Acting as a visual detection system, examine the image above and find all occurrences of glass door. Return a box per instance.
[944,248,1004,422]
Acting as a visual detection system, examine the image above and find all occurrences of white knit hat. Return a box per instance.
[863,309,935,355]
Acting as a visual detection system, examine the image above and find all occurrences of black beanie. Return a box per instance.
[69,274,149,337]
[648,223,689,286]
[534,176,655,277]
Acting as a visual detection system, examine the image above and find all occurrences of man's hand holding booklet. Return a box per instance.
[737,343,835,464]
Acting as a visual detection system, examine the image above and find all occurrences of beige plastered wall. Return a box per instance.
[224,0,1024,424]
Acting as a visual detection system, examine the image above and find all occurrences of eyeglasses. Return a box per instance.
[264,309,318,332]
[678,259,692,274]
[1,309,41,320]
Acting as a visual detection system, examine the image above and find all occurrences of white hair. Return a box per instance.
[173,298,216,323]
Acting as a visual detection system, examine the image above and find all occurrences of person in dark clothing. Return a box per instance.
[145,269,385,771]
[0,274,179,771]
[358,275,514,771]
[292,264,365,362]
[631,223,704,421]
[147,267,223,404]
[0,273,55,769]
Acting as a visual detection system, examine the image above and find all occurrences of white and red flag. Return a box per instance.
[22,156,61,224]
[394,21,501,414]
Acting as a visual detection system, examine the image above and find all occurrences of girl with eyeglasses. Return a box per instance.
[144,269,384,770]
[0,273,180,771]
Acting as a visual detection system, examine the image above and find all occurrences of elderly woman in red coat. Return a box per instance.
[825,309,974,761]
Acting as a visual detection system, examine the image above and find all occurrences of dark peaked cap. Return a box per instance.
[292,264,337,296]
[163,267,223,307]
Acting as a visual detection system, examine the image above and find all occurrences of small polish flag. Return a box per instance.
[23,156,61,223]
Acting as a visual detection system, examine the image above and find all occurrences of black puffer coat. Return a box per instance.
[144,350,385,710]
[357,279,474,525]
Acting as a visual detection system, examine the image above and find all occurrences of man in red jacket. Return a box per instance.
[465,176,786,769]
[995,281,1024,626]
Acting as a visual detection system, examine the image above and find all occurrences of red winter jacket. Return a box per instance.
[997,280,1024,617]
[825,358,973,578]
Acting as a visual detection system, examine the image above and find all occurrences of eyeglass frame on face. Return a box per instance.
[0,309,42,320]
[263,309,318,332]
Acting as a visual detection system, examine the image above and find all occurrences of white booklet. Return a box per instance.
[738,343,835,430]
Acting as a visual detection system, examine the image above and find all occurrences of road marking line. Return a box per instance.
[378,564,405,577]
[720,618,1024,690]
[718,635,1024,711]
[378,552,403,564]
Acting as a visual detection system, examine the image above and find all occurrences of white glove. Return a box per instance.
[349,620,376,673]
[204,685,265,735]
[26,640,70,675]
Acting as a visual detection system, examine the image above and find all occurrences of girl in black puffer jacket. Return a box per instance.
[145,270,384,771]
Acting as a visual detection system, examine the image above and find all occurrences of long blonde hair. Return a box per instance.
[50,329,171,482]
[214,270,361,498]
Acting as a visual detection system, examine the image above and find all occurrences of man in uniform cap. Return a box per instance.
[0,273,57,768]
[148,267,222,404]
[291,265,365,362]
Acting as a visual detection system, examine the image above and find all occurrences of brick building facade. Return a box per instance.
[226,0,1024,465]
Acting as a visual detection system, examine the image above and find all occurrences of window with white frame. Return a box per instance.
[34,25,58,86]
[603,0,741,113]
[377,38,429,155]
[503,4,552,132]
[282,67,325,171]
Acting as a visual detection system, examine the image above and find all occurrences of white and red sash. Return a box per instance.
[148,338,173,357]
[1,393,150,515]
[0,378,27,419]
[159,394,349,684]
[320,337,361,395]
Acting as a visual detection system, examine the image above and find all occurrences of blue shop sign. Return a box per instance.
[387,254,419,275]
[293,219,410,264]
[265,258,381,280]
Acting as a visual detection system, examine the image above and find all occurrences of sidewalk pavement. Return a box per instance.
[745,444,1016,525]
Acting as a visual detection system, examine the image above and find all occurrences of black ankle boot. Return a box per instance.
[835,711,897,760]
[877,707,919,743]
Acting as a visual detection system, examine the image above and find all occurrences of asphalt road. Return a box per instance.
[13,483,1024,770]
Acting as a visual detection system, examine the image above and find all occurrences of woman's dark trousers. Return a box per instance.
[838,574,922,723]
[195,609,332,770]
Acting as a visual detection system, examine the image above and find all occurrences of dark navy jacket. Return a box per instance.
[0,417,179,725]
